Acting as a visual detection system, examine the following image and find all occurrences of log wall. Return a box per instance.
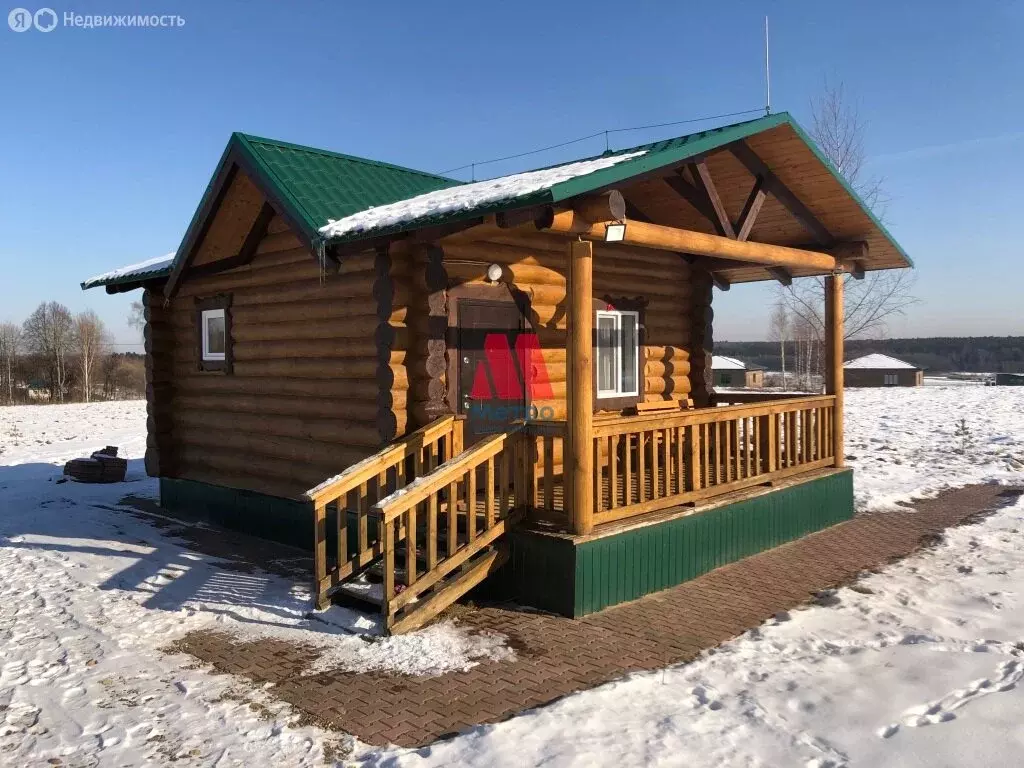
[146,212,714,500]
[151,215,409,499]
[437,229,712,421]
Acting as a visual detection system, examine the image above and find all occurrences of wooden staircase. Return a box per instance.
[306,417,529,634]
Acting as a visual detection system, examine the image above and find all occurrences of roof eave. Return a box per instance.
[319,190,556,248]
[783,118,914,270]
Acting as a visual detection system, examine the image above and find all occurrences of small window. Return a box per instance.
[202,309,226,361]
[195,294,232,373]
[884,373,898,386]
[595,310,640,399]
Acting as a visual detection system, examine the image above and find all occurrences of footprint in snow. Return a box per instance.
[891,659,1024,734]
[688,685,723,711]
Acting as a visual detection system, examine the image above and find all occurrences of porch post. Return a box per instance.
[824,273,845,467]
[567,239,594,535]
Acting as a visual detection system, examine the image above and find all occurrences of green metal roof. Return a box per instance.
[311,112,911,269]
[83,111,911,292]
[317,116,798,247]
[233,133,462,235]
[81,254,174,291]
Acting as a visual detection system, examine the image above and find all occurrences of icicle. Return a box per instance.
[314,236,328,285]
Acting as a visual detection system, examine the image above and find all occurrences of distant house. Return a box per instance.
[844,353,922,387]
[712,355,764,388]
[994,372,1024,386]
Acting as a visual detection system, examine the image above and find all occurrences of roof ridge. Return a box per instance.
[234,132,461,186]
[513,113,788,176]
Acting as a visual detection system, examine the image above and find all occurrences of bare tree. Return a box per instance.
[767,303,790,389]
[74,310,110,402]
[0,322,20,404]
[775,80,917,357]
[128,300,144,338]
[790,314,818,390]
[809,79,887,213]
[23,302,74,402]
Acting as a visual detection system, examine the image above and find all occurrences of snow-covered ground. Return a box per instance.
[1,386,1022,766]
[0,401,512,766]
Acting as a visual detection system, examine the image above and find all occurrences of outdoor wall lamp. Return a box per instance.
[486,263,504,282]
[604,222,626,242]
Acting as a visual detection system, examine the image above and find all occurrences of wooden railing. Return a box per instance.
[712,391,817,405]
[305,416,463,609]
[591,395,837,526]
[372,427,528,633]
[523,420,568,526]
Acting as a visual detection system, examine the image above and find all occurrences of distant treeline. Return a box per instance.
[715,336,1024,374]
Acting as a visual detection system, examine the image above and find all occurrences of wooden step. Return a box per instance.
[388,546,508,635]
[334,578,384,607]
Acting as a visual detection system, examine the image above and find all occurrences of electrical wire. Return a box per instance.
[436,107,764,177]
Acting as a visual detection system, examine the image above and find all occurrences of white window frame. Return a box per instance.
[595,309,640,399]
[201,308,226,362]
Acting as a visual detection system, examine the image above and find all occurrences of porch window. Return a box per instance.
[595,310,639,399]
[195,294,233,373]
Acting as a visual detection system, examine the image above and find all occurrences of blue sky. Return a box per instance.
[2,0,1022,350]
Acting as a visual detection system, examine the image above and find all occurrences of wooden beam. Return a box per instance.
[168,201,280,289]
[543,214,837,272]
[574,190,626,224]
[825,274,845,467]
[711,272,731,291]
[496,205,548,229]
[663,172,715,223]
[238,202,277,267]
[735,176,766,241]
[831,241,869,279]
[623,200,653,222]
[164,163,238,299]
[767,266,792,286]
[728,141,835,246]
[688,161,735,239]
[566,239,594,535]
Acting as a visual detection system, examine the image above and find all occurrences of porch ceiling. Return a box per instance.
[617,122,908,284]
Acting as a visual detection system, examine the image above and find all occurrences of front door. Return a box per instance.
[457,299,527,444]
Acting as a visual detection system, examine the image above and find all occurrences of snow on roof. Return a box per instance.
[712,355,748,370]
[317,151,646,241]
[843,353,918,370]
[81,253,175,289]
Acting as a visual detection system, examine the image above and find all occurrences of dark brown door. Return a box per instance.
[458,299,527,444]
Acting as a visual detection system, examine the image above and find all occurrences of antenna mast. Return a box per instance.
[764,16,771,115]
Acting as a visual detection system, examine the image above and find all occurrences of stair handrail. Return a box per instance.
[306,415,463,611]
[371,424,528,634]
[372,426,523,523]
[305,415,460,505]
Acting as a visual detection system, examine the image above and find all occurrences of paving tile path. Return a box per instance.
[170,484,1022,747]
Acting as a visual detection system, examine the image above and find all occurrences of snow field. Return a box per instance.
[1,385,1022,766]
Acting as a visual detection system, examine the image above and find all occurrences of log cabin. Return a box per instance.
[83,113,913,634]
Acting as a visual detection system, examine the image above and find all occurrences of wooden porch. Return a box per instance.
[307,391,843,633]
[307,213,851,633]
